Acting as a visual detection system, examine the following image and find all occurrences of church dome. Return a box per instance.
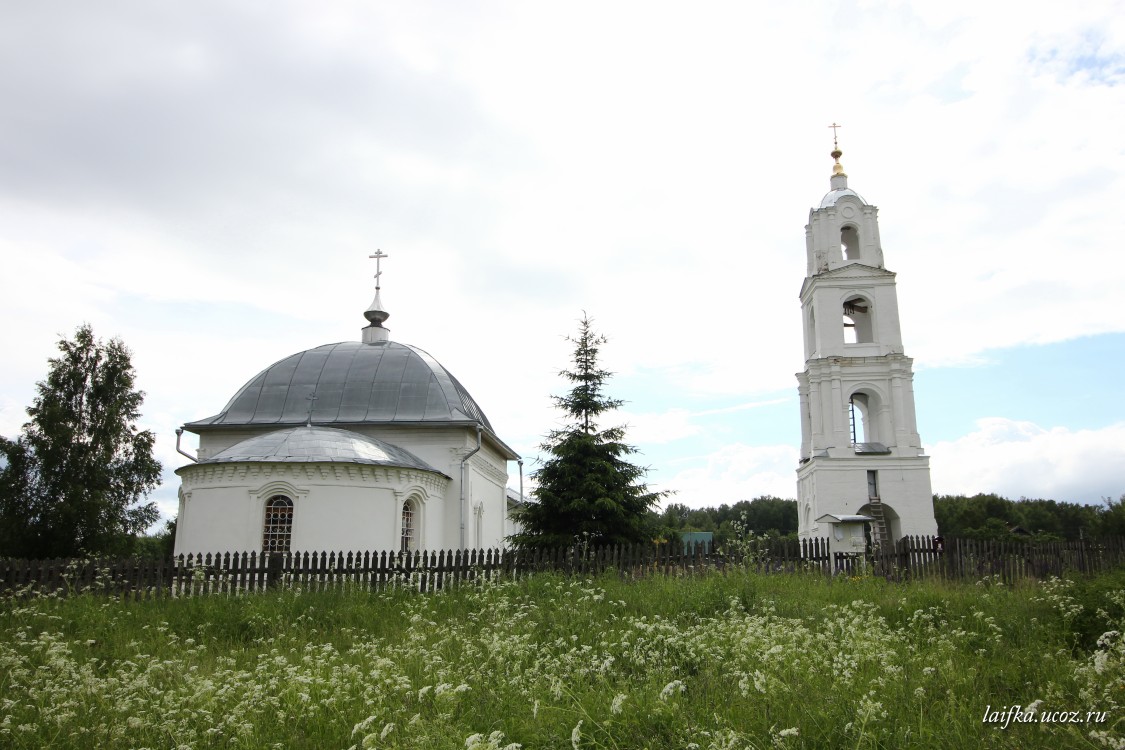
[819,187,866,208]
[192,424,444,474]
[186,340,493,430]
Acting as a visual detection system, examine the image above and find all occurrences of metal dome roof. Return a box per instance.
[186,341,493,430]
[189,425,444,474]
[819,187,867,208]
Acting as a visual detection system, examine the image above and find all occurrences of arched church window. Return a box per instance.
[262,495,294,553]
[842,296,873,344]
[841,225,861,260]
[400,500,416,553]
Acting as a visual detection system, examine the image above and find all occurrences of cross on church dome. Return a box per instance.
[820,123,865,207]
[363,249,391,343]
[828,123,848,184]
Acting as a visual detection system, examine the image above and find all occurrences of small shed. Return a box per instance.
[680,531,713,554]
[815,513,873,557]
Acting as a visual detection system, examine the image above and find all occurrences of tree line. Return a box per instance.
[643,493,1125,546]
[647,498,798,546]
[934,493,1125,542]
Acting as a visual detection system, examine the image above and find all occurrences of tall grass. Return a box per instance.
[2,568,1124,749]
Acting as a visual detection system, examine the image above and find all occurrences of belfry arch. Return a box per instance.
[841,224,861,260]
[842,294,873,344]
[847,390,874,444]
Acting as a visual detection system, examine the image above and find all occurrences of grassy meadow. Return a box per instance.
[3,567,1125,749]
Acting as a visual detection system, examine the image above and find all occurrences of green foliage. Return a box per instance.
[133,518,177,560]
[3,571,1125,748]
[0,325,161,558]
[934,493,1113,541]
[655,497,798,546]
[1100,495,1125,537]
[511,315,665,549]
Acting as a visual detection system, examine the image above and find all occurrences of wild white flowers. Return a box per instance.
[6,571,1125,749]
[660,680,686,701]
[464,730,520,750]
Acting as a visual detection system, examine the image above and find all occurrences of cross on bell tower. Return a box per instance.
[795,131,937,545]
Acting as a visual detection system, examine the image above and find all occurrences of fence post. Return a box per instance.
[266,552,283,589]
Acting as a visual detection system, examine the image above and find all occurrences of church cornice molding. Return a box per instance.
[468,454,508,484]
[800,264,895,297]
[178,462,450,494]
[797,454,931,473]
[802,354,915,379]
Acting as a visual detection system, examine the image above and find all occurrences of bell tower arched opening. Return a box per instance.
[842,295,873,344]
[848,392,874,444]
[841,224,861,260]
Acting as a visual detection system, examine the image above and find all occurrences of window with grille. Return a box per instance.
[400,500,415,553]
[262,495,294,553]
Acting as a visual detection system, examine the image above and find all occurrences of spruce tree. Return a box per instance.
[0,325,161,558]
[510,315,664,550]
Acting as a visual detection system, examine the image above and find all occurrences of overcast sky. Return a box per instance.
[1,1,1123,525]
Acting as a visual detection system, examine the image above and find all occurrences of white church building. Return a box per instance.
[796,139,938,544]
[173,256,521,556]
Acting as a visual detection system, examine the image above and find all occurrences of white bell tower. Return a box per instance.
[796,130,937,544]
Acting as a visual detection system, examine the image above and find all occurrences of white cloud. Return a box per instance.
[928,418,1125,503]
[615,399,793,446]
[616,408,701,446]
[660,444,800,509]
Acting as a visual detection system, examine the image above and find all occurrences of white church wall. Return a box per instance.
[174,462,450,555]
[796,469,818,539]
[872,463,937,537]
[175,487,262,555]
[193,429,266,462]
[184,423,521,552]
[352,424,513,549]
[796,457,936,540]
[289,485,399,552]
[419,491,443,551]
[467,450,509,548]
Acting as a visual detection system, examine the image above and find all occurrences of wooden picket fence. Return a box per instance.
[857,535,1125,583]
[3,535,1125,600]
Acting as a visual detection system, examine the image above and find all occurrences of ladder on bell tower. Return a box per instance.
[867,497,891,547]
[866,470,891,547]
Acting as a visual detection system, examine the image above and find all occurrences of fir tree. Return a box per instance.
[510,315,664,550]
[0,325,161,558]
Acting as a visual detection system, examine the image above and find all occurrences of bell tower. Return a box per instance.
[796,131,937,544]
